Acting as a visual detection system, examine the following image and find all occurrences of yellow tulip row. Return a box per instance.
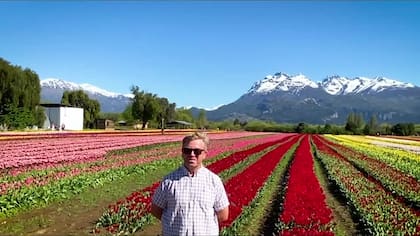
[324,135,420,180]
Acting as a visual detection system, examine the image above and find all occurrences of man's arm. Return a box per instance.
[151,203,163,220]
[216,206,229,222]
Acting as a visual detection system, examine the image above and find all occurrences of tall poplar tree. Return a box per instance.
[345,112,365,134]
[0,58,44,129]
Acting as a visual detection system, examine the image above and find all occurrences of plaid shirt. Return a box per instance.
[152,166,229,236]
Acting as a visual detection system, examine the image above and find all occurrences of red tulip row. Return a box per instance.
[277,135,334,235]
[312,135,420,235]
[206,134,295,174]
[94,134,295,234]
[220,135,301,228]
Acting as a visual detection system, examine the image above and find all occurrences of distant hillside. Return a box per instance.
[41,74,420,124]
[41,78,132,113]
[202,73,420,124]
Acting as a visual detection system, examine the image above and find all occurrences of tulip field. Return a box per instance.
[0,131,419,235]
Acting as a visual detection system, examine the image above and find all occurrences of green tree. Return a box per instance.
[363,114,379,135]
[61,90,101,129]
[156,97,176,129]
[120,103,134,124]
[98,112,120,121]
[233,118,240,126]
[2,106,33,130]
[0,58,43,130]
[295,122,306,133]
[131,86,160,129]
[391,123,415,136]
[174,108,194,123]
[345,112,365,134]
[208,120,236,131]
[196,109,208,129]
[379,123,393,135]
[244,120,269,132]
[322,123,332,134]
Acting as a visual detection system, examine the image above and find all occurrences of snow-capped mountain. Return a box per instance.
[248,72,318,94]
[206,72,420,124]
[41,78,133,98]
[247,73,416,96]
[41,74,420,124]
[41,78,132,113]
[320,75,415,95]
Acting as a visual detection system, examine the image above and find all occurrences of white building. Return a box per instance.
[41,104,84,131]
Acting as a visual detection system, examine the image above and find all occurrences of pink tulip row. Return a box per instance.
[1,133,285,196]
[1,133,279,180]
[0,135,183,170]
[0,131,269,170]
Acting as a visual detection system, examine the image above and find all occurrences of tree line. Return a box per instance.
[241,113,416,136]
[0,57,206,131]
[0,57,417,136]
[0,58,45,130]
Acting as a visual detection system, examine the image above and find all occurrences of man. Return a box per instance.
[151,132,229,235]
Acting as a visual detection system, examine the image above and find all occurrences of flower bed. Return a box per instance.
[313,135,420,235]
[94,134,294,234]
[277,135,334,235]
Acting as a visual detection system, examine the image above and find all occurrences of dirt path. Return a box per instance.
[0,196,110,236]
[134,221,162,236]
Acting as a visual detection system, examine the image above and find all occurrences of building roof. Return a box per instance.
[40,103,79,108]
[166,120,193,126]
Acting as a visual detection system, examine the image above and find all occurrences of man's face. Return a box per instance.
[182,139,207,171]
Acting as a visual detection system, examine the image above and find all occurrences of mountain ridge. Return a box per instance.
[40,78,133,113]
[247,72,416,96]
[40,74,420,124]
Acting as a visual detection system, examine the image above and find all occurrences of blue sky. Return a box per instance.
[1,1,419,109]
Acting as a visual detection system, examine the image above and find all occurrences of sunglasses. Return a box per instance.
[182,148,205,156]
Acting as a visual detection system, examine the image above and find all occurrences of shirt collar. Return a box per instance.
[181,165,205,177]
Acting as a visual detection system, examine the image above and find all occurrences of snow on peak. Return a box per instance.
[41,78,129,98]
[320,75,371,95]
[248,72,415,96]
[321,76,415,95]
[41,78,81,90]
[370,76,414,92]
[79,83,120,97]
[248,72,318,94]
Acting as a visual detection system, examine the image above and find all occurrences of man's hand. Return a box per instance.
[151,203,163,220]
[216,206,229,222]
